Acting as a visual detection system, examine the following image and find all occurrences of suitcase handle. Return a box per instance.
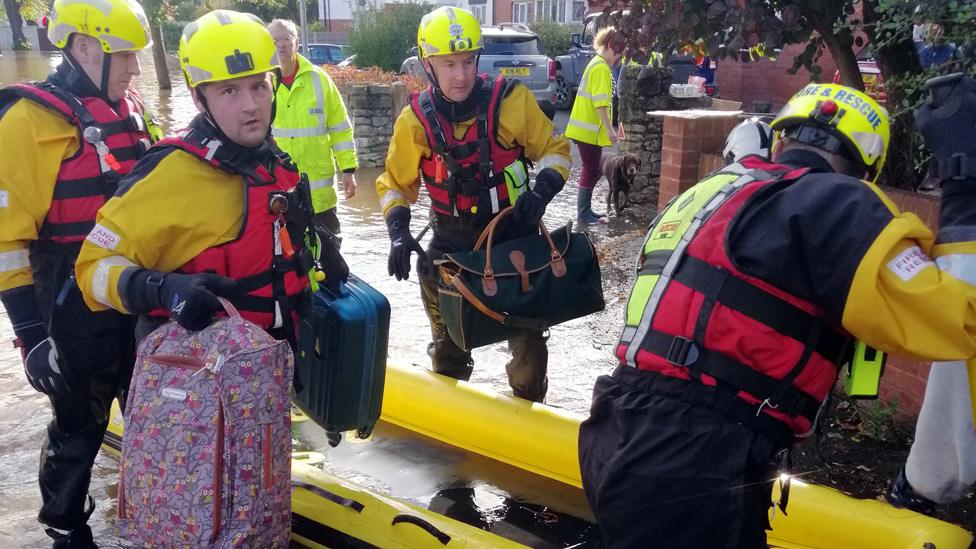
[391,514,452,545]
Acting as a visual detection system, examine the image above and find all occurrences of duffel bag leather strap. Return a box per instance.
[448,272,549,331]
[475,206,567,280]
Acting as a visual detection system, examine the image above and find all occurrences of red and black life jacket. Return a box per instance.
[616,156,853,438]
[410,75,525,219]
[154,126,312,332]
[0,81,155,244]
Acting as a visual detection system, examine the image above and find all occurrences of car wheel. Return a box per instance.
[554,74,573,110]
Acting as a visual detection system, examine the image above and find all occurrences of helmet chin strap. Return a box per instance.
[62,45,114,104]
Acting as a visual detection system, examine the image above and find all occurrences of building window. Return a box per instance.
[513,1,528,23]
[556,0,566,22]
[472,5,486,23]
[535,0,544,21]
[572,1,585,22]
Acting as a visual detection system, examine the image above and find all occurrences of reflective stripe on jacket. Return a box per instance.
[273,54,357,213]
[617,156,852,436]
[566,55,613,147]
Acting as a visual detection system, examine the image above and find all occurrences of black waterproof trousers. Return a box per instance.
[30,246,136,530]
[578,368,787,549]
[417,212,548,402]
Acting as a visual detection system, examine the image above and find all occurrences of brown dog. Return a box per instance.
[601,153,640,216]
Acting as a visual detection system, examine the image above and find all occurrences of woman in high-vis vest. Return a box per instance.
[565,27,624,224]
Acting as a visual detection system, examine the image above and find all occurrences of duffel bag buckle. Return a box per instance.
[666,336,699,367]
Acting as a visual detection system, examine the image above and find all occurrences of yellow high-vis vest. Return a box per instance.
[566,55,614,147]
[273,54,358,213]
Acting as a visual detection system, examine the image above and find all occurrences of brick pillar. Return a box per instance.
[658,112,739,207]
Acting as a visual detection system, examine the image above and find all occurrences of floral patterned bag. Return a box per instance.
[118,299,293,547]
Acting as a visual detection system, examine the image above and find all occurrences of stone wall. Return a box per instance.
[616,65,708,210]
[339,82,409,168]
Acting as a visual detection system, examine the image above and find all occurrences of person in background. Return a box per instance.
[723,116,774,164]
[579,77,976,548]
[375,6,571,403]
[0,0,158,546]
[565,27,625,224]
[268,18,358,237]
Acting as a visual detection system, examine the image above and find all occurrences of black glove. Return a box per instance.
[123,269,237,331]
[386,207,426,281]
[512,168,566,226]
[0,286,70,398]
[315,227,349,293]
[915,74,976,181]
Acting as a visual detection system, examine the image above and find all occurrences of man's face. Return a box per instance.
[195,72,274,148]
[270,27,298,71]
[71,34,141,102]
[427,51,478,103]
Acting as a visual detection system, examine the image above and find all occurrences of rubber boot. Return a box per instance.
[577,187,606,224]
[887,465,938,515]
[46,524,97,549]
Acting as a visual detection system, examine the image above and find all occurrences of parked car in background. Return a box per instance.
[307,43,346,65]
[400,23,557,117]
[554,12,719,109]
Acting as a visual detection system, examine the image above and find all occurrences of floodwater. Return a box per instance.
[0,50,649,547]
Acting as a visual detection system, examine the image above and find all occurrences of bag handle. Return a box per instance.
[448,273,549,331]
[474,206,565,280]
[217,297,241,319]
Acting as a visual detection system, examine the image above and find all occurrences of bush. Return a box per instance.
[348,1,430,72]
[322,64,427,93]
[530,21,581,58]
[162,20,190,52]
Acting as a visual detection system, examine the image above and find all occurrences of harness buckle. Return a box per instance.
[666,336,699,367]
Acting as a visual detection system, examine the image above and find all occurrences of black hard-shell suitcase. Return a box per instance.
[295,273,389,445]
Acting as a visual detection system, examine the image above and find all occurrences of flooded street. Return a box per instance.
[0,50,650,546]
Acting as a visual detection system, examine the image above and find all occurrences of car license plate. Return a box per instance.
[500,67,530,76]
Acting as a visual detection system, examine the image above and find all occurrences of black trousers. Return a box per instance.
[578,372,784,549]
[30,247,136,530]
[417,213,548,402]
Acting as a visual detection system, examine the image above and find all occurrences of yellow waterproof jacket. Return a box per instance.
[566,55,613,147]
[273,54,357,213]
[0,100,78,291]
[375,81,570,217]
[76,148,245,313]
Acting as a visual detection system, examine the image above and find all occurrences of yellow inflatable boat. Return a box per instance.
[103,362,973,548]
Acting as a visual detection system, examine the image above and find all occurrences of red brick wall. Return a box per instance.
[493,0,512,24]
[714,43,839,113]
[659,120,941,418]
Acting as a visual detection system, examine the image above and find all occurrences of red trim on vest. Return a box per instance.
[410,76,523,216]
[0,83,151,243]
[618,159,848,435]
[157,132,309,329]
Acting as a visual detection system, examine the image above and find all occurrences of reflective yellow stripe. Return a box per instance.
[536,154,571,174]
[327,121,352,133]
[380,190,408,211]
[936,254,976,286]
[310,75,326,129]
[0,249,29,273]
[93,257,136,308]
[308,177,335,190]
[273,126,328,138]
[568,119,600,132]
[332,141,355,152]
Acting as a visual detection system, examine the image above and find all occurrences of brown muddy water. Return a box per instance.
[0,50,650,546]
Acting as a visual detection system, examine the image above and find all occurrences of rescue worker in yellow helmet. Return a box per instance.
[268,19,358,236]
[76,10,344,354]
[579,77,976,547]
[375,6,571,402]
[0,0,157,544]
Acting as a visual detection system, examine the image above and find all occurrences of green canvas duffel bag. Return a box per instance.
[436,207,605,350]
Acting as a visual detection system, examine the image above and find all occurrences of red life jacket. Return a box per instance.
[0,81,154,244]
[617,156,853,436]
[410,75,524,218]
[154,126,312,331]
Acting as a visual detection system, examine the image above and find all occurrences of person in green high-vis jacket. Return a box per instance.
[565,26,624,224]
[268,19,358,236]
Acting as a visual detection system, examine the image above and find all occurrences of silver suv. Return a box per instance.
[401,23,557,117]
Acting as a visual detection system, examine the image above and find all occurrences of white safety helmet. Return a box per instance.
[724,117,774,164]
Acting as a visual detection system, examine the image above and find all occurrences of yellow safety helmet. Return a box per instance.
[417,6,483,59]
[47,0,151,53]
[178,10,279,88]
[771,83,889,182]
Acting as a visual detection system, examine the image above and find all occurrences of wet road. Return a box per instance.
[0,50,649,547]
